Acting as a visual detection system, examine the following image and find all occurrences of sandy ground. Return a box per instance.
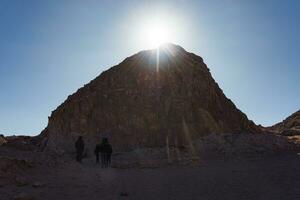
[0,150,299,200]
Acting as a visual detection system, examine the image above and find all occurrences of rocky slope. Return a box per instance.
[41,44,259,153]
[269,110,300,136]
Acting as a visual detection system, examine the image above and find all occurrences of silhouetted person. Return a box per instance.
[94,143,101,164]
[75,136,84,163]
[99,138,113,168]
[104,139,113,167]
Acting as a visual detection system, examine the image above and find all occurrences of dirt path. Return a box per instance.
[1,153,299,200]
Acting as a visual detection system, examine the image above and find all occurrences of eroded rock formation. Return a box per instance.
[41,44,259,153]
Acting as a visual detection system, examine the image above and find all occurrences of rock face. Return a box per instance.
[269,110,300,136]
[41,44,259,153]
[0,135,7,146]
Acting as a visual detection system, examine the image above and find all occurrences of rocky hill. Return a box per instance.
[41,44,259,153]
[269,110,300,136]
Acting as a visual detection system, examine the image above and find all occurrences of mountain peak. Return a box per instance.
[42,45,259,152]
[134,43,187,59]
[158,43,186,50]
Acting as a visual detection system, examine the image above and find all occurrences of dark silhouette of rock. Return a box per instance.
[40,44,259,153]
[269,110,300,136]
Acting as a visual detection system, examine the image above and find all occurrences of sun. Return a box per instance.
[144,25,169,48]
[132,11,186,50]
[139,20,172,49]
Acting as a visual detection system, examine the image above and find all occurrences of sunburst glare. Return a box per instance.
[144,24,169,48]
[133,12,186,50]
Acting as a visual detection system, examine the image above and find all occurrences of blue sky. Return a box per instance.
[0,0,299,135]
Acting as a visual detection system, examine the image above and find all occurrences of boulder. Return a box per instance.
[32,181,45,188]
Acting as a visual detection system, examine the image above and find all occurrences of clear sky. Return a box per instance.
[0,0,299,136]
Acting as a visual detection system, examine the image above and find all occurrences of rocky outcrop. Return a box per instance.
[4,135,38,151]
[0,134,7,146]
[269,110,300,136]
[41,44,259,153]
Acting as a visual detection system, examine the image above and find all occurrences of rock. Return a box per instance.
[32,181,45,188]
[0,135,7,146]
[120,192,129,197]
[15,177,28,186]
[13,192,35,200]
[40,44,260,153]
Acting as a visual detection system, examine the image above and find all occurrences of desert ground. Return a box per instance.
[0,138,299,200]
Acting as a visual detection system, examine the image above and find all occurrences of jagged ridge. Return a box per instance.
[269,110,300,136]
